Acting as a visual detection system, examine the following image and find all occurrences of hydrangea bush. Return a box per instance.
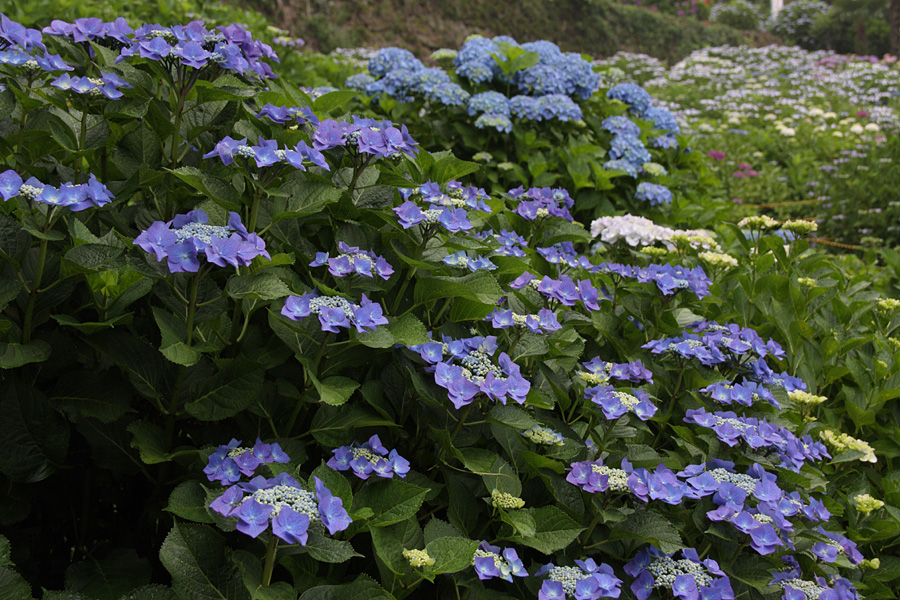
[0,13,898,600]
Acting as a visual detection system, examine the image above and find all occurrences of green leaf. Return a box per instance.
[62,244,125,274]
[310,404,398,447]
[152,307,200,367]
[458,448,521,495]
[423,537,480,575]
[499,509,536,537]
[225,272,292,301]
[370,519,424,576]
[0,213,31,263]
[0,382,69,483]
[185,360,264,421]
[508,506,583,554]
[310,463,353,511]
[159,522,249,600]
[428,153,480,185]
[302,530,361,564]
[0,536,10,566]
[65,549,151,600]
[414,271,502,306]
[357,313,429,349]
[50,374,134,423]
[166,481,215,524]
[353,479,429,528]
[297,574,390,600]
[170,167,241,211]
[127,421,170,465]
[310,374,359,406]
[423,518,461,543]
[487,405,538,430]
[311,91,359,114]
[607,510,685,554]
[273,178,342,220]
[0,566,31,600]
[114,584,177,600]
[0,340,51,368]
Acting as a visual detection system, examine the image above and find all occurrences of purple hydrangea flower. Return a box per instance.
[204,438,290,485]
[310,242,393,280]
[472,542,527,582]
[327,434,409,480]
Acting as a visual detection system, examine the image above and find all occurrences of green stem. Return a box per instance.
[449,404,473,444]
[21,238,48,343]
[185,272,201,346]
[390,267,416,314]
[261,534,278,587]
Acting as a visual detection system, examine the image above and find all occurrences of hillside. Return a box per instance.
[259,0,772,62]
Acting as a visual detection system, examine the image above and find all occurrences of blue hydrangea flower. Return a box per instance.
[700,381,779,408]
[578,357,654,386]
[327,434,410,480]
[486,308,561,333]
[312,117,419,159]
[467,91,510,116]
[204,438,289,485]
[602,116,641,137]
[644,106,680,133]
[368,47,424,78]
[609,135,652,168]
[535,559,621,600]
[587,386,657,420]
[635,182,673,206]
[209,473,351,543]
[607,83,653,116]
[255,103,318,126]
[310,241,393,280]
[624,547,732,600]
[511,186,574,221]
[472,541,528,582]
[474,113,513,134]
[51,71,132,99]
[442,251,497,272]
[771,563,860,600]
[281,292,388,334]
[1,170,113,211]
[603,159,639,177]
[134,210,269,273]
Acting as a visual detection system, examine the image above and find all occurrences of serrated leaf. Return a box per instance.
[607,510,685,554]
[310,375,359,407]
[0,566,31,600]
[170,167,241,211]
[185,360,263,421]
[159,522,249,600]
[508,506,583,554]
[127,421,170,465]
[273,179,342,220]
[167,481,214,524]
[65,549,151,600]
[423,537,480,575]
[302,530,360,564]
[414,271,502,306]
[297,574,390,600]
[0,340,51,368]
[0,382,69,483]
[225,272,291,301]
[353,479,429,528]
[152,307,200,366]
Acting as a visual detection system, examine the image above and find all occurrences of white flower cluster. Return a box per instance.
[590,214,717,250]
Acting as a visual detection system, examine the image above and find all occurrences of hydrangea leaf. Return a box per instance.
[607,510,685,554]
[353,479,429,528]
[303,530,362,564]
[0,566,32,600]
[64,548,151,600]
[158,522,248,600]
[423,537,480,575]
[508,506,584,554]
[297,574,390,600]
[166,481,215,524]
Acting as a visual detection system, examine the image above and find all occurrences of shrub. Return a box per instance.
[710,0,766,31]
[767,0,832,48]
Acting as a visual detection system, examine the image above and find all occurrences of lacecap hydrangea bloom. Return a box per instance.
[535,558,622,600]
[51,71,131,99]
[326,434,410,480]
[281,292,388,334]
[509,186,575,221]
[521,425,565,446]
[486,308,562,334]
[771,558,861,600]
[625,546,733,600]
[203,135,329,170]
[472,541,528,582]
[0,170,113,211]
[204,438,289,485]
[134,210,269,273]
[394,180,491,233]
[210,473,351,545]
[312,117,419,159]
[310,241,394,280]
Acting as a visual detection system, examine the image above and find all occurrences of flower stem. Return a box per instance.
[261,534,278,587]
[21,238,48,343]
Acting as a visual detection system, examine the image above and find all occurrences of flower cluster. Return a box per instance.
[811,527,864,564]
[204,438,290,485]
[625,547,733,600]
[312,117,419,159]
[602,115,641,137]
[771,561,860,600]
[587,386,657,420]
[818,430,876,463]
[852,494,884,515]
[538,242,599,271]
[455,36,599,99]
[700,381,779,408]
[635,182,674,206]
[598,262,712,298]
[567,458,685,505]
[281,292,388,334]
[510,272,602,312]
[747,360,808,393]
[486,308,562,334]
[255,103,318,126]
[578,357,654,386]
[134,210,269,273]
[112,22,278,77]
[472,541,528,582]
[684,408,829,471]
[402,548,435,568]
[410,335,531,408]
[0,170,113,211]
[643,321,785,367]
[51,71,131,99]
[590,214,717,250]
[394,181,491,233]
[475,229,528,257]
[210,473,351,545]
[609,134,652,170]
[326,434,410,480]
[311,242,394,280]
[509,186,575,221]
[535,559,622,600]
[491,489,526,509]
[442,251,498,272]
[521,425,565,446]
[203,136,329,170]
